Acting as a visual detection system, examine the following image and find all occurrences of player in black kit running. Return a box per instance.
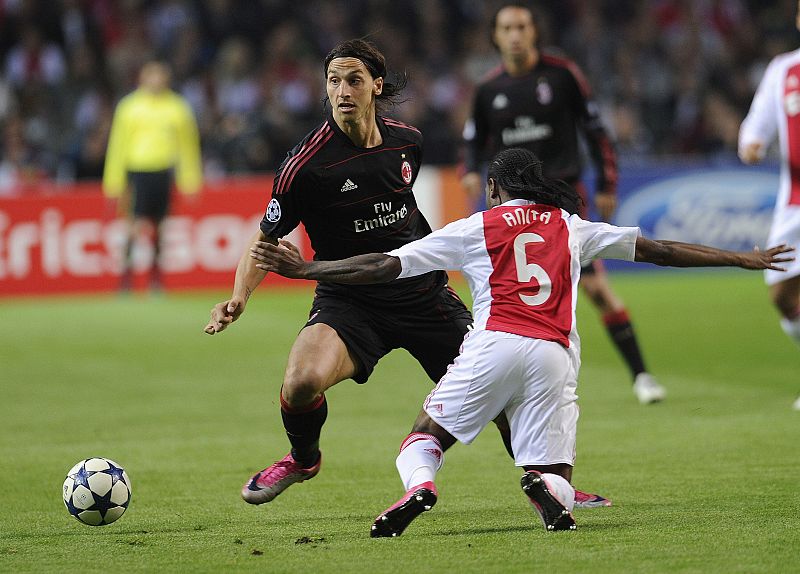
[204,39,516,506]
[462,4,666,407]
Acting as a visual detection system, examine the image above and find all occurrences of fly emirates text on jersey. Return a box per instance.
[354,201,409,233]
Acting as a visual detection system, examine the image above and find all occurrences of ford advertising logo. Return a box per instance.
[615,169,778,252]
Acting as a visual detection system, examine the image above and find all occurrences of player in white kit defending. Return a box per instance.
[250,148,793,534]
[739,1,800,409]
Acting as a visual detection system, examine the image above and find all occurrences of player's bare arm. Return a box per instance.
[634,238,794,270]
[250,239,402,284]
[593,192,617,222]
[461,172,483,199]
[204,231,275,335]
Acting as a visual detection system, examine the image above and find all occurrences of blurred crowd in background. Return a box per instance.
[1,0,798,195]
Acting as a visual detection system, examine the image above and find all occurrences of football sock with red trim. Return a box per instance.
[280,393,327,468]
[603,309,647,380]
[396,433,443,490]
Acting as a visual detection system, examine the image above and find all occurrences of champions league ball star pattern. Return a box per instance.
[62,458,132,526]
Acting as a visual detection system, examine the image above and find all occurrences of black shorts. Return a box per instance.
[305,286,473,384]
[129,170,172,220]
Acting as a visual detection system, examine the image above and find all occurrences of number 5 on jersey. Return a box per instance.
[514,232,551,306]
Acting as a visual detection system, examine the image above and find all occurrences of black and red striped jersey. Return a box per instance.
[463,53,617,194]
[260,113,448,304]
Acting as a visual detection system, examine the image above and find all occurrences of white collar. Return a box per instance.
[493,198,536,208]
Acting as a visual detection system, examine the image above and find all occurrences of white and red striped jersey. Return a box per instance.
[388,199,638,363]
[739,48,800,210]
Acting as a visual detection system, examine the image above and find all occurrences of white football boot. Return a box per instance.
[633,373,666,404]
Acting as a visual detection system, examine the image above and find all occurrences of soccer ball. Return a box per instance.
[62,457,132,526]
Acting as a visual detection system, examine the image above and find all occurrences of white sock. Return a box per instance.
[395,433,443,491]
[780,314,800,347]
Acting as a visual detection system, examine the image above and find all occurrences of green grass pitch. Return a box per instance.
[1,270,798,573]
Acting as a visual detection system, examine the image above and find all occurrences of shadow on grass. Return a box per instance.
[7,527,200,540]
[432,520,619,537]
[432,525,537,536]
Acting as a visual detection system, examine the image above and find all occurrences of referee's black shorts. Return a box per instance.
[129,170,172,220]
[304,286,473,384]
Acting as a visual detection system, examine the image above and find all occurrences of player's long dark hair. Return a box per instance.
[488,148,582,214]
[323,39,408,111]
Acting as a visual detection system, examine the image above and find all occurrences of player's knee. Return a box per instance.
[410,413,456,450]
[582,279,624,312]
[581,282,607,308]
[411,418,439,435]
[281,373,326,407]
[770,286,800,318]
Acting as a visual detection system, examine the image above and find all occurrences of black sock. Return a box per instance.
[149,265,162,290]
[151,233,162,289]
[603,310,646,379]
[120,239,134,290]
[280,394,327,467]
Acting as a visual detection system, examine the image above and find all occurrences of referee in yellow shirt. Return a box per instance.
[103,60,202,291]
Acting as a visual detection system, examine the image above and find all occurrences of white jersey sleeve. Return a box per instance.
[569,215,639,265]
[387,215,474,278]
[739,57,781,155]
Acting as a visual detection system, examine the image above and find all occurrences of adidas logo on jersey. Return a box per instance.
[340,179,358,192]
[492,93,509,109]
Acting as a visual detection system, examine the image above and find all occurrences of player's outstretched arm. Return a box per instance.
[250,239,402,284]
[634,238,794,270]
[204,231,272,335]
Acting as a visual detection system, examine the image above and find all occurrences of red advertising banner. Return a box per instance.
[0,176,313,296]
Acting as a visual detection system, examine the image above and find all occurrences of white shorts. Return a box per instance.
[423,329,578,467]
[766,206,800,285]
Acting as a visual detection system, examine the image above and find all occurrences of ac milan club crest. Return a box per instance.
[401,160,413,184]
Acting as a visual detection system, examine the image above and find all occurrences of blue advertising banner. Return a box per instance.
[599,163,779,271]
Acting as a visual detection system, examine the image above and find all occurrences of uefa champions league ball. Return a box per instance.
[62,457,132,526]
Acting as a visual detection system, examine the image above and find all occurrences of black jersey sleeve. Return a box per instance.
[258,123,330,239]
[259,155,304,239]
[463,84,490,174]
[416,127,424,168]
[565,61,618,195]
